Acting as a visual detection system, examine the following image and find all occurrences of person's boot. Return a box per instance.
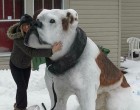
[14,107,26,110]
[13,103,17,109]
[13,103,26,110]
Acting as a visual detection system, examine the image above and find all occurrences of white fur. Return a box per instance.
[106,87,132,110]
[29,9,132,110]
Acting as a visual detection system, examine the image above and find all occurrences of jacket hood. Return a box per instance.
[7,23,23,40]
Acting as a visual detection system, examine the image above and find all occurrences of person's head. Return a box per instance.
[19,14,33,33]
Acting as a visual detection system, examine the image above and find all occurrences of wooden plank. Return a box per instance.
[121,23,140,27]
[121,3,140,7]
[82,27,118,32]
[79,19,118,23]
[87,32,119,36]
[121,35,140,39]
[76,10,118,15]
[71,5,118,10]
[122,0,140,3]
[0,65,10,70]
[108,54,118,58]
[122,15,140,17]
[0,57,10,61]
[92,36,118,41]
[104,45,118,49]
[0,55,10,69]
[70,1,118,6]
[79,23,118,28]
[79,14,118,19]
[122,10,140,14]
[122,27,140,31]
[121,34,140,37]
[95,41,118,45]
[121,17,140,21]
[123,20,140,24]
[121,31,140,34]
[122,6,140,10]
[0,63,9,66]
[0,58,10,61]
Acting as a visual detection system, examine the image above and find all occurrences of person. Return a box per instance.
[7,14,62,110]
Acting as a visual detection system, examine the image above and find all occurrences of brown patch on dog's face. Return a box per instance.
[96,51,123,86]
[62,18,69,31]
[62,11,77,31]
[66,12,74,24]
[70,16,74,24]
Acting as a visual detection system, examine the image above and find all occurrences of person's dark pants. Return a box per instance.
[10,61,31,109]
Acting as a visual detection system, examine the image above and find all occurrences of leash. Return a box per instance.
[42,80,57,110]
[41,103,47,110]
[51,81,57,110]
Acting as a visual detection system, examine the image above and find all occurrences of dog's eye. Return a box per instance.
[50,19,55,23]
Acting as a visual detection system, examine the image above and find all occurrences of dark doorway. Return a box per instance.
[0,0,24,52]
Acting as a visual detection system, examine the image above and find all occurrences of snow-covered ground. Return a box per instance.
[0,59,140,110]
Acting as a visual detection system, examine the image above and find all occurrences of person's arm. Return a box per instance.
[14,38,53,57]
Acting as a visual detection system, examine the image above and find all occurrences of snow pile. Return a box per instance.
[0,64,79,110]
[0,59,140,110]
[121,59,140,110]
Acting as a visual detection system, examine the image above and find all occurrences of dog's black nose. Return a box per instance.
[32,19,42,28]
[36,19,42,28]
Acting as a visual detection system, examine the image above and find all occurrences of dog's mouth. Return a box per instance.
[24,20,52,49]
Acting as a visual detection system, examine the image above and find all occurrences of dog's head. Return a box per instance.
[25,9,79,49]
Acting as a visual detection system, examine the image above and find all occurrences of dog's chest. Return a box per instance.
[46,38,101,91]
[51,32,76,60]
[49,57,101,91]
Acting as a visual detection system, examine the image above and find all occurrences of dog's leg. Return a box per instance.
[106,86,132,110]
[47,84,70,110]
[76,86,98,110]
[54,91,71,110]
[45,73,71,110]
[44,72,56,109]
[96,92,109,110]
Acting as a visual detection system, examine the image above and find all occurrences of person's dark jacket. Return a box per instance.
[7,23,52,69]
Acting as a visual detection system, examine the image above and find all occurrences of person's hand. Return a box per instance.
[52,42,62,53]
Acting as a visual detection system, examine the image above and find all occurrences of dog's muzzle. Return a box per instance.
[24,19,51,48]
[33,19,42,28]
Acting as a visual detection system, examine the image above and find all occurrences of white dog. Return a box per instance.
[25,9,132,110]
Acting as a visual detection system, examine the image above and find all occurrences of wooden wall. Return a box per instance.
[121,0,140,56]
[0,53,10,70]
[69,0,121,66]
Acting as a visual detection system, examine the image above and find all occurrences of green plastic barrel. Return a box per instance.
[32,57,46,70]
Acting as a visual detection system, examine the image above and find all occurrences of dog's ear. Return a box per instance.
[62,11,76,31]
[33,9,43,20]
[67,9,78,22]
[67,12,74,24]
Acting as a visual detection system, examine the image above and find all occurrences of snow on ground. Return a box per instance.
[0,64,79,110]
[0,59,140,110]
[121,59,140,110]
